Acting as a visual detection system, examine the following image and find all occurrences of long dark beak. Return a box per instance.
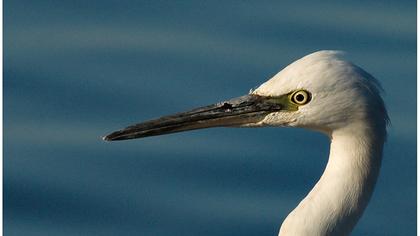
[103,94,282,141]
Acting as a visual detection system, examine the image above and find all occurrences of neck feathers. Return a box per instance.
[279,122,386,236]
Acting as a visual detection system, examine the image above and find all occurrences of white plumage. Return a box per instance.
[105,50,389,236]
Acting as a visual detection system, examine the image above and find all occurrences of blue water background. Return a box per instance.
[5,1,416,235]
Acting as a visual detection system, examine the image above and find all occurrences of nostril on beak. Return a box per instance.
[221,102,233,110]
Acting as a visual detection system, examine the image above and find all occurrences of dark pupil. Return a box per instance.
[295,94,305,102]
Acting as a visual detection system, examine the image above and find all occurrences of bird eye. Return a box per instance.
[291,90,311,105]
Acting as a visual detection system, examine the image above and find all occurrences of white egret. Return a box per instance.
[104,51,388,236]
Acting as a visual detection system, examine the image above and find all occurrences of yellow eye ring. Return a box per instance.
[291,90,311,105]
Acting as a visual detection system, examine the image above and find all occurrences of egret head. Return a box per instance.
[104,51,388,141]
[252,51,389,135]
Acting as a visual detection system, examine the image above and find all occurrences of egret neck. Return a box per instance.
[279,122,386,236]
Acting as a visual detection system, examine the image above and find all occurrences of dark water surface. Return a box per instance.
[5,1,416,235]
